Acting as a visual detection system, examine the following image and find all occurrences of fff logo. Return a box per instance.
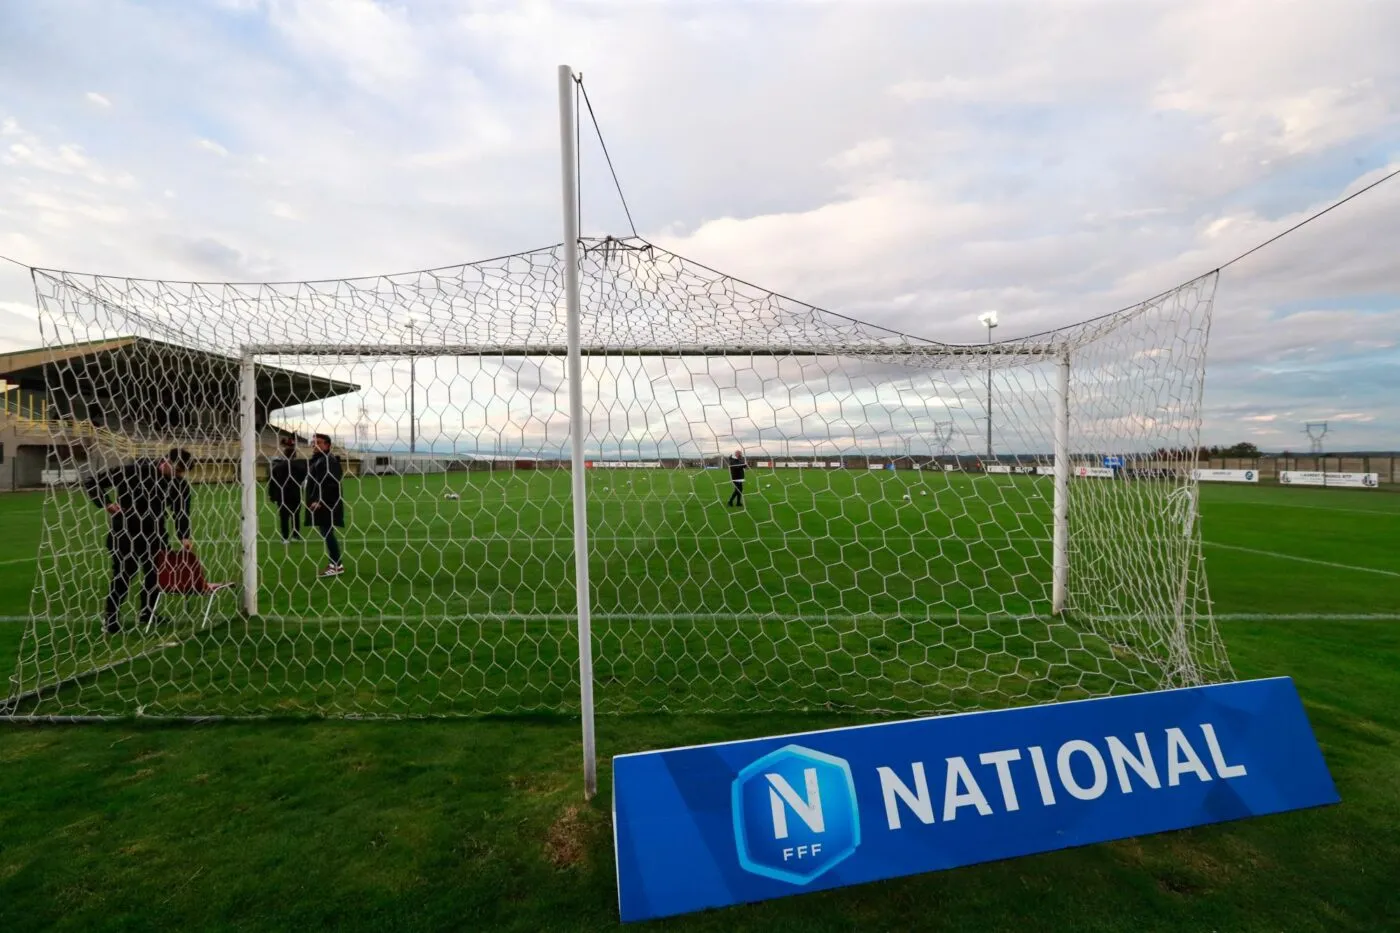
[731,744,861,885]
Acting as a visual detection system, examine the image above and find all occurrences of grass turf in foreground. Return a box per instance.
[1,621,1397,933]
[1,482,1398,930]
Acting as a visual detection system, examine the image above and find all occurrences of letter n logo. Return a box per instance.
[732,744,860,885]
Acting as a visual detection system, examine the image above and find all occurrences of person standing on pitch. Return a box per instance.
[305,433,346,577]
[267,433,305,542]
[84,448,195,635]
[726,449,747,507]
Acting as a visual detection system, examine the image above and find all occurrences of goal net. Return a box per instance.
[3,238,1232,719]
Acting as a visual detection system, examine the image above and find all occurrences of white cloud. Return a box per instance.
[0,0,1397,450]
[263,0,423,91]
[888,77,981,103]
[826,138,893,172]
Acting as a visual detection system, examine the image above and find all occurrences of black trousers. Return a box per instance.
[105,532,161,626]
[277,505,302,540]
[318,525,342,564]
[727,479,744,507]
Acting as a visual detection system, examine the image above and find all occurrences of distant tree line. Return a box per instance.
[1148,442,1262,460]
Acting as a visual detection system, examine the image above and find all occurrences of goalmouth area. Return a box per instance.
[5,465,1228,720]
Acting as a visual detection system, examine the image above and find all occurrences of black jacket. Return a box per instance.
[268,453,305,508]
[83,459,192,543]
[304,450,345,529]
[728,456,747,481]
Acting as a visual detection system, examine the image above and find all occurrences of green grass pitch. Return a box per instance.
[1,473,1398,931]
[5,468,1215,719]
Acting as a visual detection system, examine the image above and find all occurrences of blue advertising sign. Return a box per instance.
[1104,455,1124,468]
[612,677,1337,923]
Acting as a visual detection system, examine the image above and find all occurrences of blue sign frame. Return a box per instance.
[613,677,1338,923]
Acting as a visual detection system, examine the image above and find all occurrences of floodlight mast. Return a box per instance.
[977,311,999,459]
[404,314,421,455]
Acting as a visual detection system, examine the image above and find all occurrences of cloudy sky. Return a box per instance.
[1,0,1398,452]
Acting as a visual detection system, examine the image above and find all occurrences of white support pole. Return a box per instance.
[559,63,597,800]
[1052,353,1070,615]
[239,351,259,617]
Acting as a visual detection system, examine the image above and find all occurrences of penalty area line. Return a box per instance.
[246,611,1398,625]
[6,612,1394,623]
[1213,613,1400,622]
[1203,541,1400,578]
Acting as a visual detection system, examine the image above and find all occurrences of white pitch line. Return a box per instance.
[340,534,1054,545]
[3,612,1395,628]
[1203,542,1400,578]
[220,611,1400,626]
[1212,613,1400,622]
[0,533,1060,567]
[1212,500,1400,519]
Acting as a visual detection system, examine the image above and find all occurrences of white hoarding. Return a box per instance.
[1074,467,1115,479]
[985,464,1013,474]
[1279,471,1379,489]
[1191,469,1259,484]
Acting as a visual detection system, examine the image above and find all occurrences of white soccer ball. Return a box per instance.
[921,490,928,496]
[902,493,911,500]
[444,491,460,500]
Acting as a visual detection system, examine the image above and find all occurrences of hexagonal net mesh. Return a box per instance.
[4,237,1231,719]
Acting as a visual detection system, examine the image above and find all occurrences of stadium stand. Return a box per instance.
[0,338,359,491]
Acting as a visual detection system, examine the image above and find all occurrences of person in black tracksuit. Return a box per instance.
[267,434,305,542]
[83,449,194,635]
[305,434,346,577]
[726,450,747,507]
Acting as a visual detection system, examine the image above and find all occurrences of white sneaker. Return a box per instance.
[318,564,344,578]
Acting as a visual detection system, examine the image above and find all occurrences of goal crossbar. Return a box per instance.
[242,343,1059,359]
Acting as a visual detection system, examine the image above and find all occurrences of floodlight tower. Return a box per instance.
[977,311,1000,459]
[404,313,423,454]
[354,404,370,451]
